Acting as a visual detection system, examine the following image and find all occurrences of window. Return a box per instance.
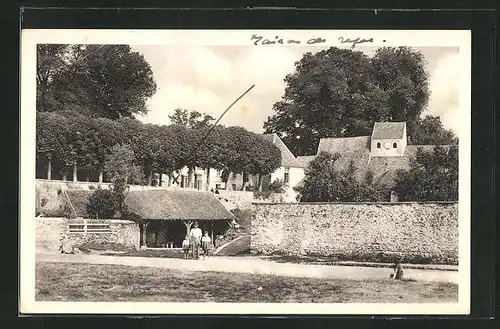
[393,143,397,148]
[284,172,290,184]
[377,143,381,148]
[232,172,237,179]
[232,184,237,190]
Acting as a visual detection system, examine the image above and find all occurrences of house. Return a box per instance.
[64,189,235,248]
[163,133,306,192]
[295,121,456,200]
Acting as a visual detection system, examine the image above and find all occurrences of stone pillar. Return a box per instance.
[98,170,103,183]
[72,164,77,182]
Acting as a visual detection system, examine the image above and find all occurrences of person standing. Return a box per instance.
[189,222,203,260]
[201,231,212,260]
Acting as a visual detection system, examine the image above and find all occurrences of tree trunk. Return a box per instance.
[158,173,162,187]
[147,169,153,186]
[72,164,77,182]
[188,167,194,188]
[167,174,172,187]
[258,174,263,192]
[240,172,248,191]
[47,159,52,180]
[206,168,211,191]
[98,170,103,183]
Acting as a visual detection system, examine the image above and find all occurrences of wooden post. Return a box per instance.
[211,221,214,247]
[72,164,77,182]
[167,174,172,187]
[47,159,52,180]
[62,173,67,181]
[98,170,103,183]
[86,169,90,182]
[159,173,162,187]
[183,220,193,238]
[142,221,150,247]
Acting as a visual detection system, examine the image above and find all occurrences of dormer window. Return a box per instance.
[393,143,397,148]
[377,143,381,149]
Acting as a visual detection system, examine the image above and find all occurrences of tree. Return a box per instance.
[104,144,144,217]
[263,46,430,156]
[411,115,458,145]
[37,44,157,119]
[86,188,117,219]
[297,152,388,202]
[222,127,281,190]
[393,146,458,201]
[168,108,215,129]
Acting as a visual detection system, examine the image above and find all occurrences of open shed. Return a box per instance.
[124,189,235,248]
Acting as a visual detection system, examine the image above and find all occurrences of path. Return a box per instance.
[36,252,458,284]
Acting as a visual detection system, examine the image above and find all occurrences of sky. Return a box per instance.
[131,45,461,138]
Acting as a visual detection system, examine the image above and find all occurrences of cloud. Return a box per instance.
[426,52,460,132]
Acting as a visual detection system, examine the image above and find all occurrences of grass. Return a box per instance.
[36,262,458,303]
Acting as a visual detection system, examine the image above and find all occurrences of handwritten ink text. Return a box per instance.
[338,37,374,49]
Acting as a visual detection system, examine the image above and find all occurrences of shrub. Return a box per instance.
[86,188,117,219]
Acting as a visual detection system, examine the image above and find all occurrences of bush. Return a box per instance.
[86,188,117,219]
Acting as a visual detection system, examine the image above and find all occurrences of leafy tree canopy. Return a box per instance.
[37,44,157,119]
[264,46,433,156]
[394,146,458,201]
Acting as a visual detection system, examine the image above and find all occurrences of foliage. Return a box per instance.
[168,108,215,129]
[263,46,431,156]
[411,115,458,145]
[268,179,286,193]
[104,144,144,217]
[393,146,458,201]
[86,188,117,219]
[297,152,389,202]
[36,44,157,119]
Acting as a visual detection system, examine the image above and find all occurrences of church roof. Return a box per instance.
[317,136,371,154]
[371,122,406,140]
[260,133,302,168]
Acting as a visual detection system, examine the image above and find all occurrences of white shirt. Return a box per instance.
[201,236,211,243]
[190,227,202,240]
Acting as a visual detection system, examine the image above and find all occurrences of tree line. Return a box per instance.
[36,110,282,190]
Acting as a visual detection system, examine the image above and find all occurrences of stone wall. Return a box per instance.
[250,202,458,265]
[36,217,140,251]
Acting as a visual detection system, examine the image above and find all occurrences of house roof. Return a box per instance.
[260,133,302,168]
[294,145,456,190]
[317,136,371,154]
[371,122,406,140]
[64,188,234,221]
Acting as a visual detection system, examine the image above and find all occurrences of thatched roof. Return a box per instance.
[371,122,406,140]
[124,189,234,221]
[64,188,234,221]
[260,133,302,168]
[64,190,92,217]
[317,136,371,154]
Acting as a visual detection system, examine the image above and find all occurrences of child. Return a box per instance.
[182,235,190,259]
[201,231,212,260]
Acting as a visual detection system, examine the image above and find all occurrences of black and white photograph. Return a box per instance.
[20,29,471,315]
